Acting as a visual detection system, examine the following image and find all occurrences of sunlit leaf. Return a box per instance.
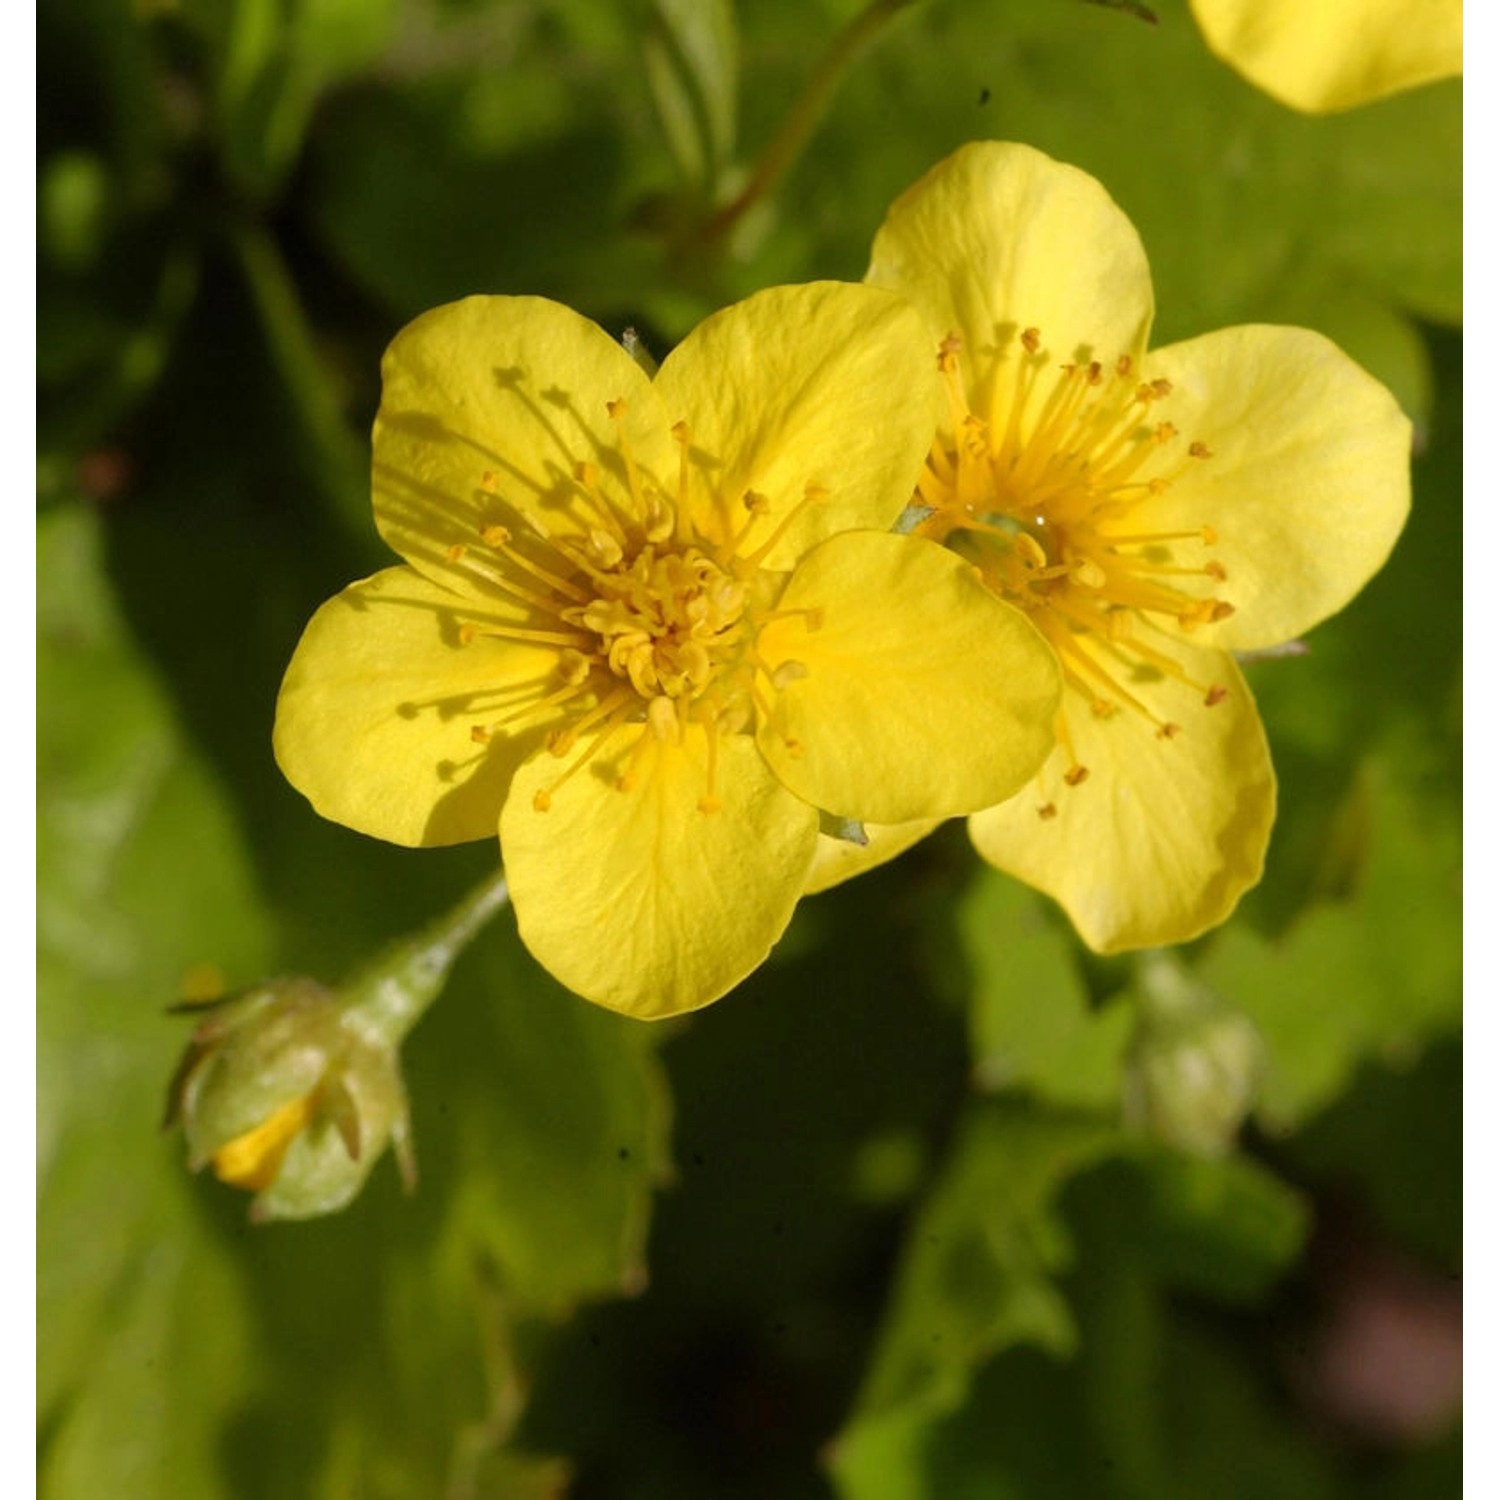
[959,869,1131,1108]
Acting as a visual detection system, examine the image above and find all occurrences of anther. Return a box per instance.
[1201,525,1218,545]
[1154,422,1177,444]
[1189,441,1212,459]
[1204,685,1227,707]
[1150,378,1173,398]
[1022,327,1042,355]
[1087,361,1104,386]
[771,660,809,691]
[481,525,510,548]
[532,788,552,813]
[671,420,691,444]
[1063,764,1089,787]
[697,795,723,815]
[1155,722,1182,740]
[938,332,963,369]
[1037,802,1058,820]
[1205,560,1228,581]
[458,623,478,646]
[588,528,623,568]
[1072,558,1107,589]
[1115,354,1133,377]
[470,725,491,744]
[605,398,626,419]
[446,544,467,563]
[743,490,771,515]
[481,472,499,493]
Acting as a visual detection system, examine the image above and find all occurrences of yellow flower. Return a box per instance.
[864,142,1410,952]
[274,284,1060,1017]
[1190,0,1461,113]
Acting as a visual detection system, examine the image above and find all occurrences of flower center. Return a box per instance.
[565,546,749,702]
[444,402,824,813]
[918,329,1233,797]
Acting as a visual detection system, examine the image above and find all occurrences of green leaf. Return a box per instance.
[829,1104,1121,1493]
[834,1151,1320,1500]
[1128,1149,1309,1302]
[959,869,1131,1108]
[184,0,402,197]
[645,0,740,191]
[39,502,274,1496]
[1198,759,1461,1132]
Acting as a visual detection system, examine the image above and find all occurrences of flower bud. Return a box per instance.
[1122,953,1264,1157]
[165,976,414,1222]
[165,869,511,1222]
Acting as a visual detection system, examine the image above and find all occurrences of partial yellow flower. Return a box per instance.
[865,142,1410,952]
[1190,0,1461,114]
[275,285,1060,1017]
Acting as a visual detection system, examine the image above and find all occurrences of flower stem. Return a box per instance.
[699,0,920,247]
[339,866,512,1047]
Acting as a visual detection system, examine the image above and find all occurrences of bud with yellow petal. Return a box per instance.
[165,869,510,1221]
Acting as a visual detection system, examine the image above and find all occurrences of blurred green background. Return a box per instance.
[38,1,1460,1495]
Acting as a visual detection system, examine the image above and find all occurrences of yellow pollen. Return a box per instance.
[914,320,1241,736]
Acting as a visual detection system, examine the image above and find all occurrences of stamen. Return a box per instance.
[476,524,591,604]
[532,714,632,811]
[671,420,693,545]
[737,481,829,571]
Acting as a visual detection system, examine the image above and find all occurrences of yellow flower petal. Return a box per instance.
[866,141,1154,427]
[500,724,819,1018]
[372,295,674,597]
[651,282,941,568]
[211,1094,315,1192]
[757,531,1061,824]
[804,819,943,897]
[1191,0,1461,114]
[969,641,1275,953]
[274,566,560,847]
[1144,325,1411,652]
